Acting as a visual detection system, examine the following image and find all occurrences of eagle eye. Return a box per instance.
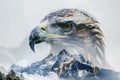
[57,21,75,32]
[62,24,72,31]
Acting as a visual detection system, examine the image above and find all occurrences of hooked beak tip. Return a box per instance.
[29,41,35,52]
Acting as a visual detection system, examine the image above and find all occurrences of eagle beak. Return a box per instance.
[29,26,46,52]
[29,24,67,52]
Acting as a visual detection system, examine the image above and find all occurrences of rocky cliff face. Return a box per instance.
[0,70,24,80]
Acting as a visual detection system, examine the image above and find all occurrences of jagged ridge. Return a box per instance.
[11,49,120,80]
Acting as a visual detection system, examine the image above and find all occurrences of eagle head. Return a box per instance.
[29,9,107,68]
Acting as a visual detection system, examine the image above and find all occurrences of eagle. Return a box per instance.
[28,9,110,77]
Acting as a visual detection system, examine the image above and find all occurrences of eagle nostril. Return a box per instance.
[41,26,47,31]
[41,27,46,31]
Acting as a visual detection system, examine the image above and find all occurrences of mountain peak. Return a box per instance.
[11,49,120,80]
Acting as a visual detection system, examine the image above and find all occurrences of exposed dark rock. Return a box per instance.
[0,70,24,80]
[0,71,5,80]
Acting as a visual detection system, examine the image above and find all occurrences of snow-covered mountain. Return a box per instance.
[11,49,120,80]
[0,38,120,79]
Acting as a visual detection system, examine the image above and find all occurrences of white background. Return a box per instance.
[0,0,120,71]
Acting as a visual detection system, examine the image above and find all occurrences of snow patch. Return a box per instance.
[22,72,59,80]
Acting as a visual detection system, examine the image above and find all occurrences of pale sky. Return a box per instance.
[0,0,120,71]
